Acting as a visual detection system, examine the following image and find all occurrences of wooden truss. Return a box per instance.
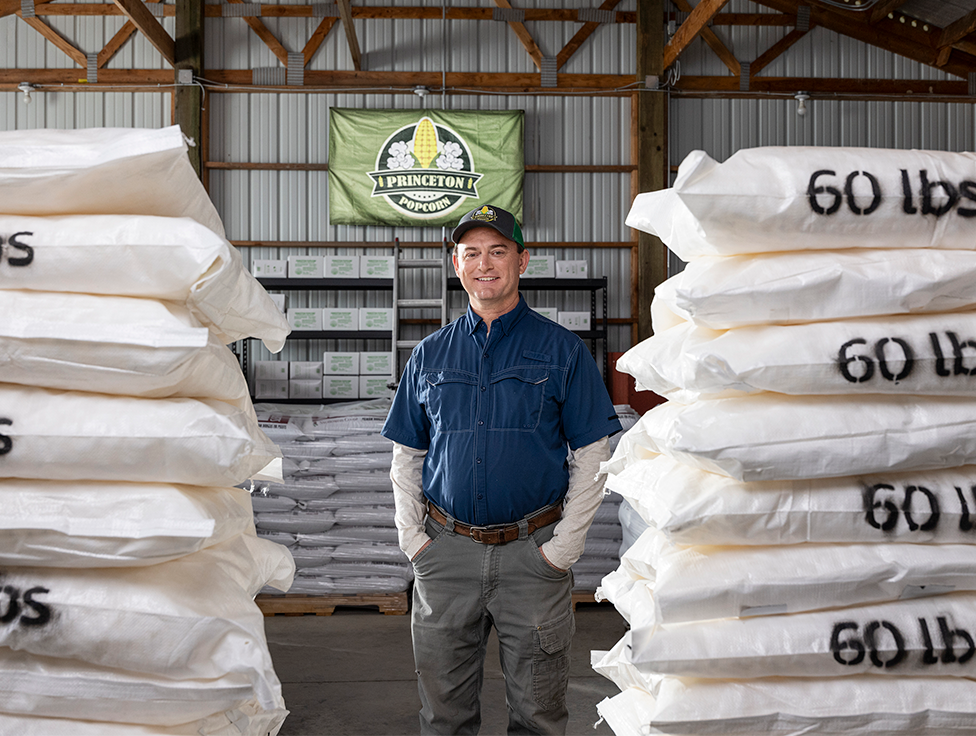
[664,0,976,99]
[0,2,637,92]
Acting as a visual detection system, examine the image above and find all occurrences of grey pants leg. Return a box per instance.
[411,516,574,736]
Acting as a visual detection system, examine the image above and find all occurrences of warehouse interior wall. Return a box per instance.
[3,0,975,370]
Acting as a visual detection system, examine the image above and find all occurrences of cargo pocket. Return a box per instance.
[532,609,575,710]
[488,368,548,431]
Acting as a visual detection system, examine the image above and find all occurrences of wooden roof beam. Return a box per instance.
[336,0,362,70]
[494,0,544,70]
[751,0,974,79]
[750,27,808,75]
[21,16,87,67]
[227,0,289,64]
[303,16,338,66]
[98,21,138,67]
[940,8,976,49]
[112,0,175,66]
[869,0,909,25]
[664,0,732,70]
[671,0,739,75]
[555,0,621,70]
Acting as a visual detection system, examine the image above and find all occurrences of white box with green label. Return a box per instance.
[290,361,324,380]
[268,293,286,313]
[289,379,324,400]
[532,307,558,321]
[322,308,359,331]
[287,308,323,331]
[557,311,591,331]
[555,260,589,278]
[324,256,360,278]
[522,256,554,278]
[360,256,395,279]
[254,379,289,400]
[360,308,394,331]
[360,352,394,375]
[254,360,289,380]
[251,259,287,277]
[324,375,359,399]
[359,375,394,399]
[323,352,359,375]
[287,255,324,278]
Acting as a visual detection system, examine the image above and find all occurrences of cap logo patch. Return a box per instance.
[471,206,497,223]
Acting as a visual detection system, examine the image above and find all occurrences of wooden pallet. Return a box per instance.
[256,591,409,616]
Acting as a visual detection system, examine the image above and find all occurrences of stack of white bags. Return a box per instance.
[0,126,297,735]
[594,147,976,734]
[252,400,414,596]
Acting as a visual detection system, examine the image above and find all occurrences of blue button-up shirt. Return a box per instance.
[381,294,621,526]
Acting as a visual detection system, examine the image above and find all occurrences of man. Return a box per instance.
[381,204,621,735]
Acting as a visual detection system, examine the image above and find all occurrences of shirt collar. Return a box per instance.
[463,293,529,336]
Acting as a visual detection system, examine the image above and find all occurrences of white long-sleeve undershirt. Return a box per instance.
[390,437,612,570]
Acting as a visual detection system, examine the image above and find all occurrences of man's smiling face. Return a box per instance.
[452,226,529,317]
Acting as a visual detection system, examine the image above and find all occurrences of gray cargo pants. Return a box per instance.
[411,513,575,735]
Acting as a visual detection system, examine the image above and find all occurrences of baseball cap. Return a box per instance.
[451,204,525,252]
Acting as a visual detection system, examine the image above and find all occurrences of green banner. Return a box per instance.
[329,109,524,227]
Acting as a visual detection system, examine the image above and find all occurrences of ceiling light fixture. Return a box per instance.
[17,82,35,105]
[795,92,810,117]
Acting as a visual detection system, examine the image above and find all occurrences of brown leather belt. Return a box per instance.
[426,501,562,545]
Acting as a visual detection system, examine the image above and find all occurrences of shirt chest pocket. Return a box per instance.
[489,368,549,431]
[423,370,478,433]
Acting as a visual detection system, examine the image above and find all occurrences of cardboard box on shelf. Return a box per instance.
[360,308,394,331]
[290,361,324,380]
[254,379,289,400]
[322,308,359,330]
[360,256,395,279]
[289,379,324,400]
[359,375,395,400]
[268,293,286,313]
[254,360,289,380]
[556,260,589,278]
[522,256,554,278]
[323,352,359,375]
[532,307,558,321]
[287,308,323,331]
[251,259,287,277]
[360,352,394,375]
[324,376,358,399]
[557,312,592,331]
[324,255,360,278]
[287,256,324,278]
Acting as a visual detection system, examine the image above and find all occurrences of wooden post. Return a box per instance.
[175,0,204,179]
[635,0,668,342]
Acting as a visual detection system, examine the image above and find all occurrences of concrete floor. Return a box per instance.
[264,601,628,736]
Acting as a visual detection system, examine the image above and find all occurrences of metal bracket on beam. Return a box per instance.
[796,5,810,32]
[222,3,262,17]
[739,61,750,91]
[287,52,304,86]
[540,56,557,87]
[492,8,525,22]
[86,54,98,84]
[20,0,34,18]
[577,8,615,24]
[311,3,340,17]
[252,67,286,86]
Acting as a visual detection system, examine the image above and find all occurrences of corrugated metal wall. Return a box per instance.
[3,0,975,372]
[204,2,639,369]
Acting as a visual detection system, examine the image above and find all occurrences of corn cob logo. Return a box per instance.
[367,116,483,220]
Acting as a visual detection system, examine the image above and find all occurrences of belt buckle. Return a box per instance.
[469,525,504,545]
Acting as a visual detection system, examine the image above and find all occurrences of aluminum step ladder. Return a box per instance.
[391,237,450,381]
